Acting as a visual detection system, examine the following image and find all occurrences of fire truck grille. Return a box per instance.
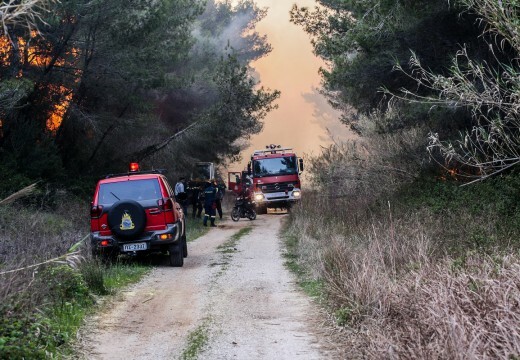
[261,182,295,193]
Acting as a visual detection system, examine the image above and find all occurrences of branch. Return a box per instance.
[0,0,58,38]
[132,121,199,162]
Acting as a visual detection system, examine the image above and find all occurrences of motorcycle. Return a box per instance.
[231,197,257,221]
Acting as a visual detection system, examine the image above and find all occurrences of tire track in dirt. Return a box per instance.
[77,215,328,359]
[78,221,249,360]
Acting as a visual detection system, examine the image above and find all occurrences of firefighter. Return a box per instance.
[189,183,203,218]
[213,179,224,219]
[203,180,217,227]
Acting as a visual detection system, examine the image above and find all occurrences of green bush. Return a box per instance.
[39,265,91,305]
[80,261,108,295]
[0,307,53,359]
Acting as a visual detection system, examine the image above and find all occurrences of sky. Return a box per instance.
[234,0,353,171]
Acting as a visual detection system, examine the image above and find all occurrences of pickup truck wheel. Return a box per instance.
[169,243,184,267]
[182,235,188,258]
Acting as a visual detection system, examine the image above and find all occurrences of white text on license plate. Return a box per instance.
[123,243,147,252]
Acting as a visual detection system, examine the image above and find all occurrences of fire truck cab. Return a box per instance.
[229,145,303,213]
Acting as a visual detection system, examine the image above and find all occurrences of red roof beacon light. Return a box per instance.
[129,162,140,172]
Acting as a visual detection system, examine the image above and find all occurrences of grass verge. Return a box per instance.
[180,318,211,360]
[217,226,253,252]
[186,216,210,242]
[0,262,150,359]
[282,231,325,300]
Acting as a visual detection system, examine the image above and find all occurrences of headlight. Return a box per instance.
[255,193,264,201]
[293,190,301,198]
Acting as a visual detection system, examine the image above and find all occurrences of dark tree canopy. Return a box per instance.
[0,0,278,195]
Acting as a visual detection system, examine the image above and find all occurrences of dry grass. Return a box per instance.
[0,193,89,311]
[287,190,520,358]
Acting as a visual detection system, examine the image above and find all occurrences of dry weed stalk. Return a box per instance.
[0,0,57,37]
[290,197,520,357]
[367,254,520,358]
[390,0,520,182]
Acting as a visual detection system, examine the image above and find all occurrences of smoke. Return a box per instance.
[302,88,354,143]
[157,1,270,130]
[191,0,270,62]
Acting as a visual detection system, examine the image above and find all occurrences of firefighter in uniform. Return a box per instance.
[213,179,224,219]
[203,180,217,227]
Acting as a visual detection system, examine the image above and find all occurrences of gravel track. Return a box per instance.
[78,215,328,359]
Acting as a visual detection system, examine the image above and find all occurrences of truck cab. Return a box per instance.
[229,145,303,213]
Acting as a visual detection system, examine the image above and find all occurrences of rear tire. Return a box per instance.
[247,209,257,220]
[231,207,240,221]
[182,235,188,258]
[169,243,184,267]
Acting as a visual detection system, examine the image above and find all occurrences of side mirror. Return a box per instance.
[247,162,252,175]
[299,158,304,172]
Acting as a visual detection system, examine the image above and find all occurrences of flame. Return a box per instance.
[1,31,80,133]
[0,36,10,64]
[46,85,73,132]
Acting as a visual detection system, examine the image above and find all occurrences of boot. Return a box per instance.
[210,218,216,227]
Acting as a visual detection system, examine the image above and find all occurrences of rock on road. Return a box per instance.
[78,214,329,359]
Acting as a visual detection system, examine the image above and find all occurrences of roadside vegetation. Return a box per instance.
[0,1,277,358]
[0,192,215,358]
[180,318,212,360]
[287,0,520,358]
[0,195,150,358]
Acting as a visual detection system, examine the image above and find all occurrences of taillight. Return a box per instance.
[157,198,173,211]
[90,205,103,218]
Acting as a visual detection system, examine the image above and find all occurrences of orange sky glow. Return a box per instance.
[235,0,353,170]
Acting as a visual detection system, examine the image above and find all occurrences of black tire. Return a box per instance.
[256,205,267,215]
[231,207,240,221]
[169,243,184,267]
[182,235,188,258]
[107,200,146,238]
[247,209,257,220]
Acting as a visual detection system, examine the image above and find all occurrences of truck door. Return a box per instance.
[228,172,243,195]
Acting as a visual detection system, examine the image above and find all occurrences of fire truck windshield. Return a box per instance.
[253,156,298,177]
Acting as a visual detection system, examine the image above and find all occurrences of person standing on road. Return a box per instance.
[203,180,217,227]
[175,177,188,216]
[191,184,203,218]
[214,180,224,220]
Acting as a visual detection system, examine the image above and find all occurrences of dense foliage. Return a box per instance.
[292,0,520,179]
[0,0,279,197]
[286,1,520,357]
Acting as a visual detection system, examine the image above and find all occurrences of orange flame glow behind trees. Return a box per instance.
[0,31,80,133]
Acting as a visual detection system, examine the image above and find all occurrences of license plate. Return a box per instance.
[122,242,147,252]
[266,192,286,198]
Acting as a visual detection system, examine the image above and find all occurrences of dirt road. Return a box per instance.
[78,215,328,359]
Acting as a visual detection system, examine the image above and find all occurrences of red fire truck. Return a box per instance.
[228,144,304,213]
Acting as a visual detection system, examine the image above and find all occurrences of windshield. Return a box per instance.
[253,156,297,177]
[98,179,161,205]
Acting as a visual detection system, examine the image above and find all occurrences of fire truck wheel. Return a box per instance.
[256,205,267,215]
